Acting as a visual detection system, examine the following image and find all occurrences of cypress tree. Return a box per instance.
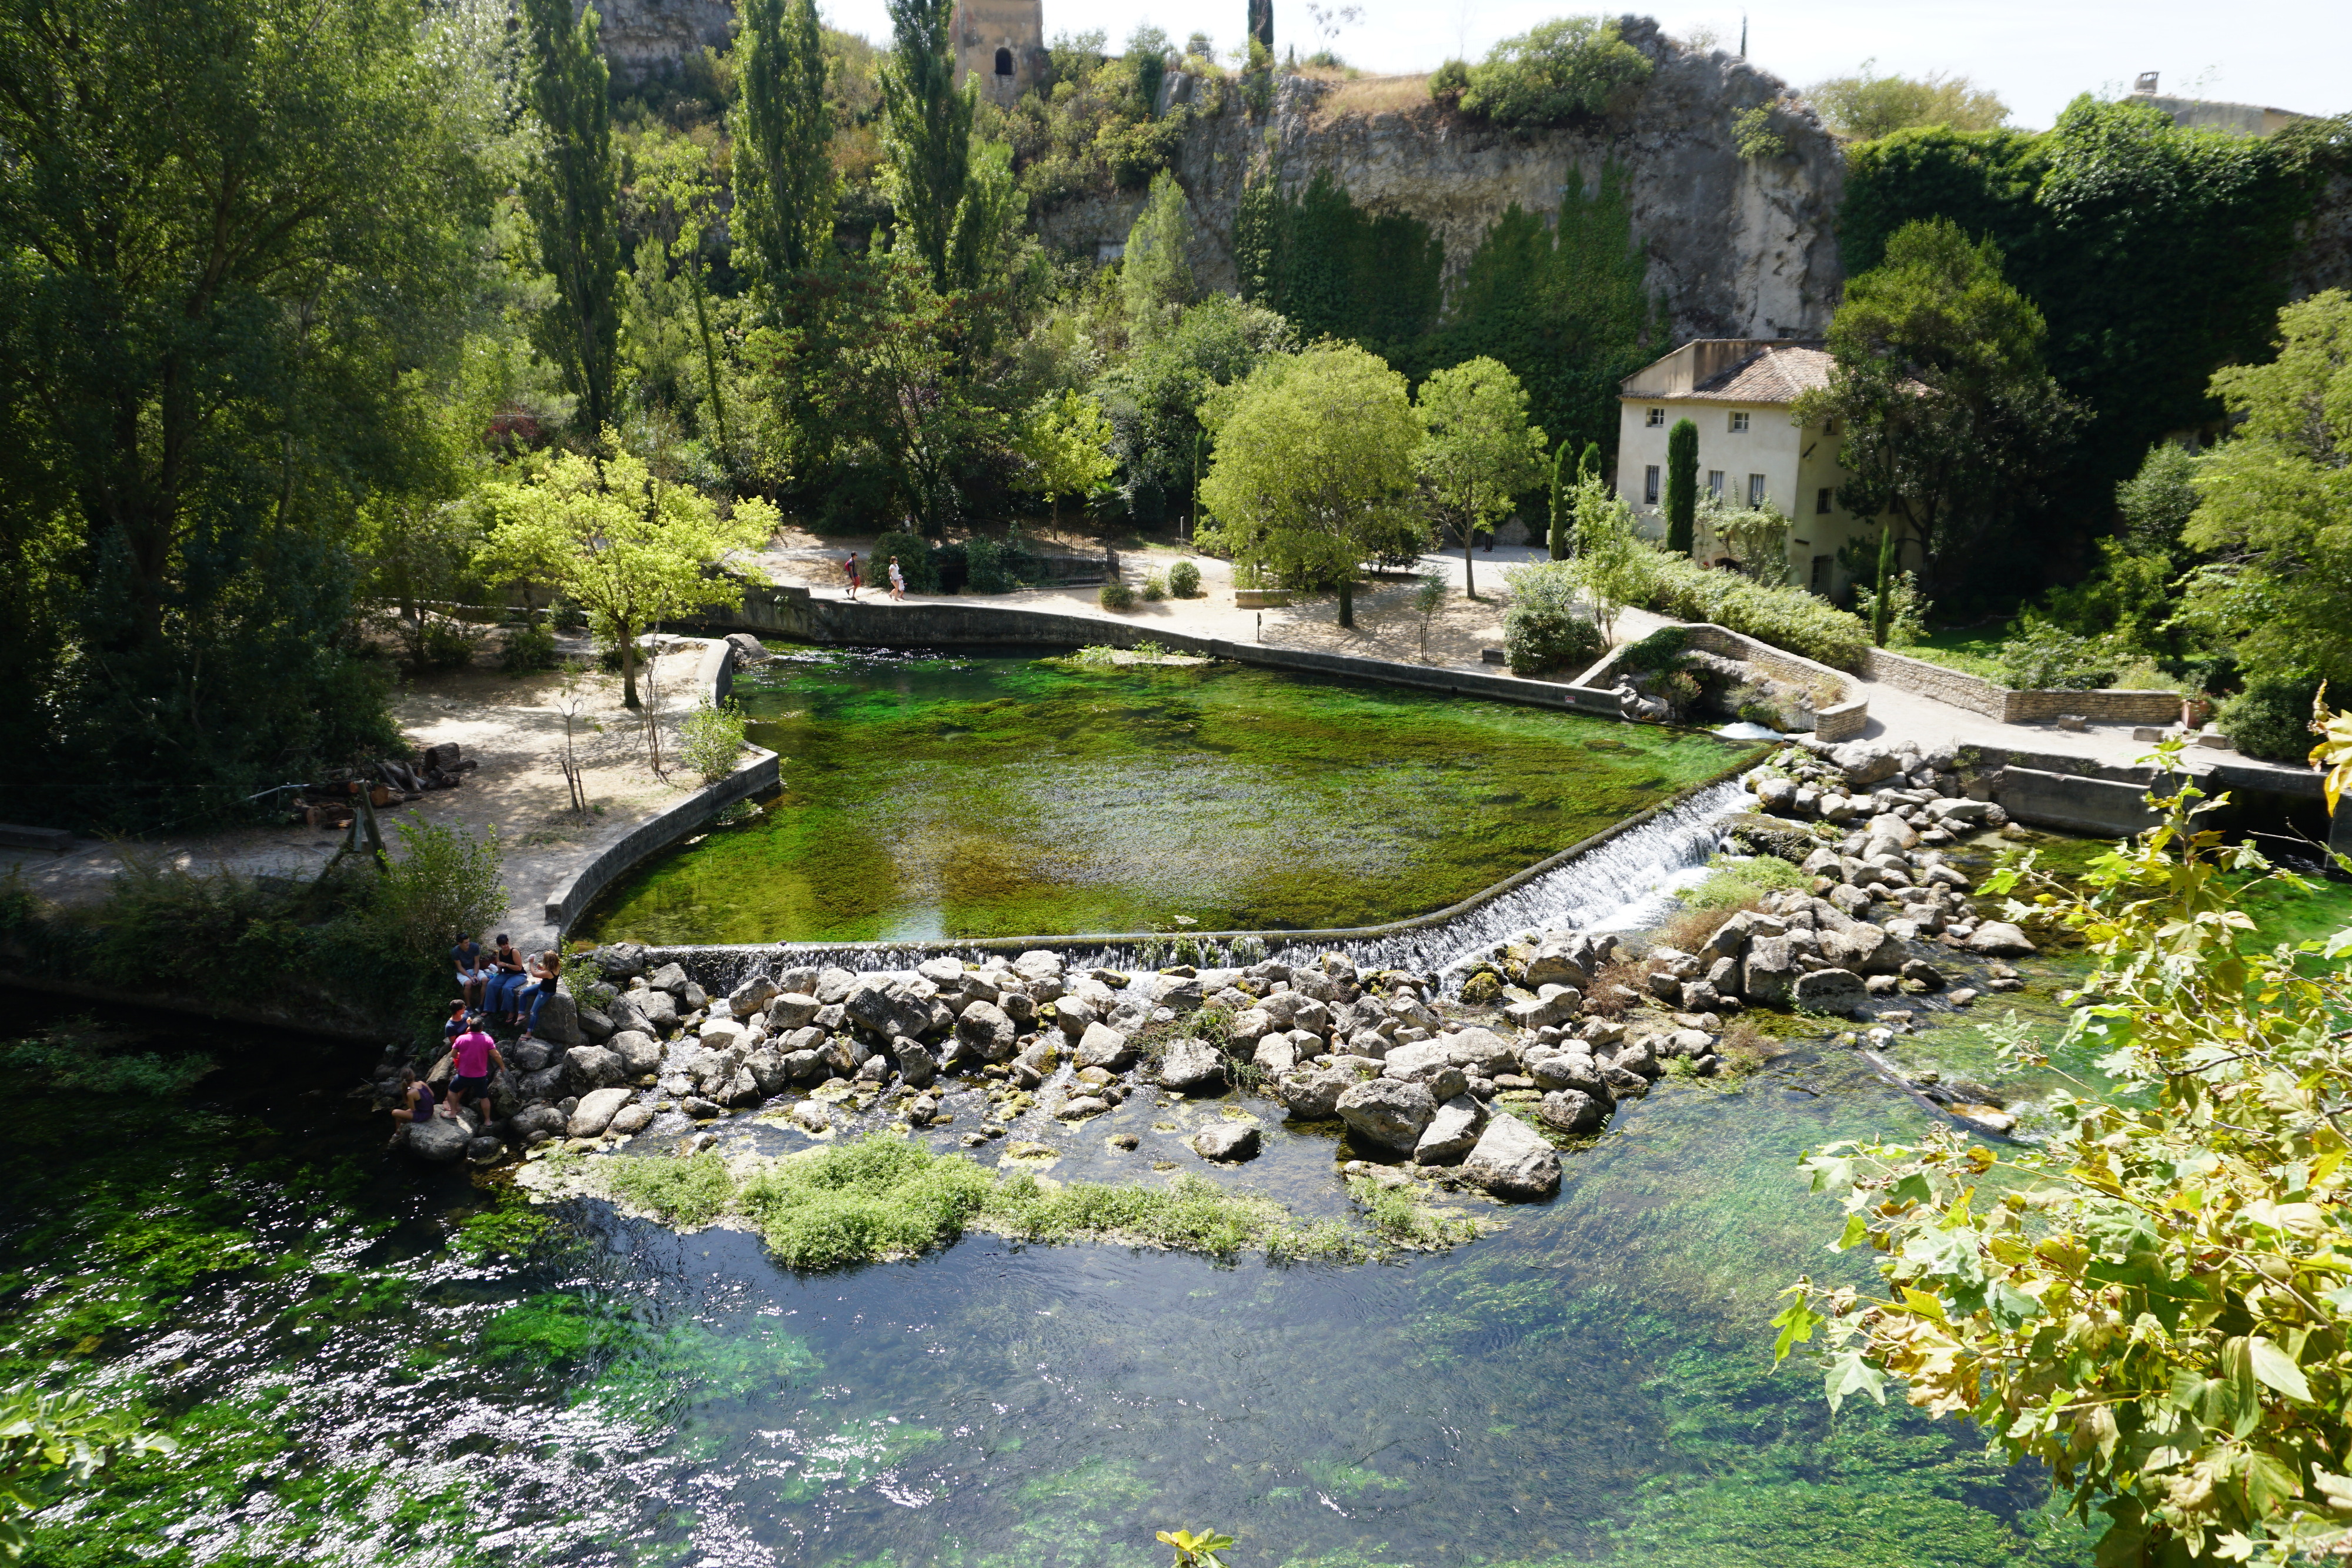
[1578,441,1600,480]
[735,0,836,290]
[522,0,621,436]
[1664,417,1698,556]
[1547,443,1569,559]
[1873,523,1897,647]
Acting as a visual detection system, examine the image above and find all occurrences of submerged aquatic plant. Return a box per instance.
[1158,1526,1236,1568]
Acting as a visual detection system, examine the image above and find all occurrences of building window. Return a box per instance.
[1810,554,1832,593]
[994,46,1014,75]
[1645,407,1665,427]
[1748,473,1766,506]
[1706,470,1725,498]
[1644,465,1660,504]
[1728,411,1749,433]
[1816,487,1833,515]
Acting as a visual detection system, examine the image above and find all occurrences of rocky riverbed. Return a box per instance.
[375,734,2052,1200]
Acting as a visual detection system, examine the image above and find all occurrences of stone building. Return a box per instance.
[952,0,1045,107]
[1613,339,1905,597]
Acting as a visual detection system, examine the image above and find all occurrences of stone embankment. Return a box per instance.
[379,734,2042,1181]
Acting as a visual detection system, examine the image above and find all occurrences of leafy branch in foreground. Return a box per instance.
[1773,738,2352,1566]
[1,1384,175,1558]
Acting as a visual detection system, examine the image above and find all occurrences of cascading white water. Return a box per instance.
[657,778,1754,992]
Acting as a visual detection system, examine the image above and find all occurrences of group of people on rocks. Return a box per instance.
[388,933,562,1135]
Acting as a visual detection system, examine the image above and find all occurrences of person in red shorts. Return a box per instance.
[446,1016,504,1124]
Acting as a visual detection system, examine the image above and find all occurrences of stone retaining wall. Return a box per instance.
[1579,622,1869,743]
[1860,646,2179,726]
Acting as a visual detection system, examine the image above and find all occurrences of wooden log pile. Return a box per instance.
[287,743,479,827]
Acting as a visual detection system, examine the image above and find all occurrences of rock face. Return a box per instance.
[1037,21,1843,346]
[1461,1114,1562,1200]
[587,0,734,88]
[1337,1078,1438,1154]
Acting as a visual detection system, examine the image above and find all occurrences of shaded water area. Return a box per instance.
[580,648,1750,946]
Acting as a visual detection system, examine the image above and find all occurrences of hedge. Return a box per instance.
[1632,557,1870,671]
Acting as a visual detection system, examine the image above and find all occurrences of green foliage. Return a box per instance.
[1992,620,2117,691]
[1006,31,1193,200]
[1838,101,2336,550]
[1014,390,1118,525]
[1796,217,2082,590]
[1546,443,1571,560]
[0,0,483,831]
[736,1136,998,1268]
[604,1150,740,1226]
[1234,169,1444,352]
[1428,58,1470,108]
[2182,290,2352,691]
[2219,668,2324,762]
[1098,579,1138,610]
[1499,561,1605,677]
[2118,440,2204,559]
[1807,61,2009,141]
[1415,356,1548,597]
[1616,624,1689,671]
[1347,1176,1482,1249]
[964,534,1020,593]
[500,620,560,673]
[0,1024,215,1100]
[877,0,972,290]
[870,529,940,591]
[1852,569,1931,647]
[1093,295,1294,516]
[1157,1525,1237,1568]
[1732,105,1787,161]
[1776,768,2352,1564]
[1141,571,1167,601]
[1455,16,1652,127]
[1121,170,1195,330]
[1635,554,1873,671]
[1565,469,1648,643]
[522,0,623,435]
[475,439,778,706]
[733,0,838,286]
[0,1382,175,1558]
[678,699,751,784]
[1682,852,1810,913]
[1664,418,1699,555]
[371,819,507,969]
[1166,559,1202,597]
[1198,342,1426,628]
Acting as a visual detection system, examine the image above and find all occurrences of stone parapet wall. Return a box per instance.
[1860,646,2179,726]
[1582,621,1868,743]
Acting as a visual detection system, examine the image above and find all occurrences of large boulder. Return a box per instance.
[765,992,821,1029]
[1461,1114,1561,1199]
[1075,1022,1137,1071]
[1830,742,1902,788]
[1742,935,1798,1005]
[403,1116,470,1163]
[1539,1089,1608,1135]
[1522,942,1593,988]
[615,988,678,1035]
[897,1040,938,1088]
[567,1086,634,1138]
[1967,922,2039,956]
[1442,1027,1518,1078]
[844,976,934,1041]
[1792,968,1870,1014]
[1191,1122,1261,1162]
[1012,950,1065,988]
[726,971,780,1017]
[532,988,584,1047]
[955,1000,1018,1061]
[1820,923,1900,975]
[1157,1038,1226,1093]
[1527,1049,1609,1099]
[1413,1094,1488,1165]
[607,1030,663,1077]
[1504,985,1582,1030]
[1336,1078,1437,1154]
[594,942,648,981]
[518,1065,566,1104]
[646,961,690,997]
[1720,812,1815,865]
[609,1103,656,1136]
[511,1104,566,1142]
[1273,1062,1359,1120]
[564,1044,626,1090]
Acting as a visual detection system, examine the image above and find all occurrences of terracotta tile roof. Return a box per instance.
[1680,344,1835,403]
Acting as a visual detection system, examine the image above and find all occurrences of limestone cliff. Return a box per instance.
[1037,16,1847,342]
[576,0,733,88]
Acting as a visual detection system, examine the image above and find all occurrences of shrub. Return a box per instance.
[1853,570,1930,647]
[1428,57,1470,107]
[1167,559,1202,597]
[1142,571,1167,601]
[2219,668,2321,760]
[501,619,559,673]
[1616,626,1689,673]
[870,530,940,592]
[1457,16,1652,126]
[418,617,482,671]
[1501,561,1606,676]
[677,699,750,784]
[1100,579,1137,611]
[1993,621,2117,691]
[964,536,1020,594]
[374,820,506,969]
[1632,556,1870,670]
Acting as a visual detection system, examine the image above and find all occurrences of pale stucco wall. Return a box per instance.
[1614,399,1862,576]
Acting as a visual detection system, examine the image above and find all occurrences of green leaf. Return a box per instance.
[2247,1447,2304,1517]
[1770,1298,1825,1362]
[2249,1335,2313,1403]
[1823,1349,1886,1413]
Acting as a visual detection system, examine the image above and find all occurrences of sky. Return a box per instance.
[817,0,2352,131]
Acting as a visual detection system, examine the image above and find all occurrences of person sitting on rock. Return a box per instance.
[389,1066,438,1136]
[446,1017,503,1122]
[519,950,563,1042]
[442,999,468,1044]
[485,935,528,1026]
[450,934,487,1009]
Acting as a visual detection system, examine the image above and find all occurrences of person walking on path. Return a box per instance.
[887,556,906,601]
[446,1017,503,1124]
[844,552,861,600]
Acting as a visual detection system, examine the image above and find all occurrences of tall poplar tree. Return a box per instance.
[878,0,972,292]
[522,0,621,435]
[1664,417,1698,556]
[734,0,836,289]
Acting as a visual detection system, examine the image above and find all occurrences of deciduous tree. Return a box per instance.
[1413,356,1547,598]
[1198,343,1425,628]
[1015,390,1117,529]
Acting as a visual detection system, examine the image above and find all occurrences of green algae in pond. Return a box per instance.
[579,647,1751,943]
